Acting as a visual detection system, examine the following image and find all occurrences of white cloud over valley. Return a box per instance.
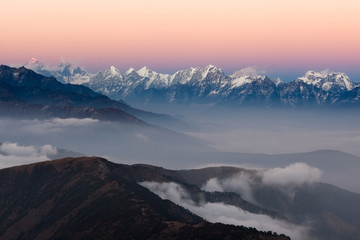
[22,118,99,134]
[0,142,58,169]
[202,163,322,203]
[262,163,323,187]
[140,181,310,240]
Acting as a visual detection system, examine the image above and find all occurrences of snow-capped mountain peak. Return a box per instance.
[125,67,136,75]
[25,58,92,84]
[197,65,223,79]
[305,70,324,77]
[273,77,283,86]
[204,64,221,72]
[230,75,256,88]
[137,66,154,77]
[136,67,173,89]
[229,75,269,89]
[104,66,121,76]
[228,67,268,88]
[325,72,354,91]
[298,70,324,84]
[206,64,218,72]
[297,70,355,91]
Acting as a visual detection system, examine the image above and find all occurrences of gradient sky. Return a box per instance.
[1,0,359,81]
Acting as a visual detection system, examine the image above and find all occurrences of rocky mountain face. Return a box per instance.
[0,157,289,240]
[25,60,360,107]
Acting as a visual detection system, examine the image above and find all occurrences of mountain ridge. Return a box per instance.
[0,156,290,240]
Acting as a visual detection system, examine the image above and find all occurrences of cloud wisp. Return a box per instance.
[0,142,58,169]
[140,181,309,240]
[202,171,256,203]
[202,163,323,203]
[22,118,99,134]
[0,142,57,157]
[230,66,267,78]
[262,162,323,187]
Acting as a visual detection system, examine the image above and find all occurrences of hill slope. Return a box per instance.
[0,157,289,240]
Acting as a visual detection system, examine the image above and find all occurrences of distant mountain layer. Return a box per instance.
[25,59,360,107]
[0,65,180,126]
[0,157,289,240]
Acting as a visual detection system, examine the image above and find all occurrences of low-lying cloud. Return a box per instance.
[202,163,322,203]
[187,128,360,156]
[22,118,99,134]
[140,181,309,240]
[0,142,57,157]
[140,181,190,203]
[0,112,357,193]
[202,171,255,202]
[0,142,58,169]
[262,163,323,186]
[0,117,212,169]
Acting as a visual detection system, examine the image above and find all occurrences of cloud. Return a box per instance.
[230,66,267,78]
[140,181,309,240]
[0,142,57,157]
[140,181,190,203]
[202,163,322,204]
[262,163,323,187]
[50,118,99,126]
[135,133,149,142]
[185,202,309,240]
[202,172,256,203]
[22,118,99,134]
[186,128,360,157]
[0,142,58,169]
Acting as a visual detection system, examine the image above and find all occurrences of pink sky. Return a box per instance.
[1,0,359,79]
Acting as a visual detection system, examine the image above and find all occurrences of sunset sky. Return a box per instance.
[1,0,359,80]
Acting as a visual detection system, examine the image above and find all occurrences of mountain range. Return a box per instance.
[25,59,360,107]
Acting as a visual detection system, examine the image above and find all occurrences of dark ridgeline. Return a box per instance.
[0,157,289,240]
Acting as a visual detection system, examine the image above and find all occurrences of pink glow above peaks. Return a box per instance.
[0,0,359,74]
